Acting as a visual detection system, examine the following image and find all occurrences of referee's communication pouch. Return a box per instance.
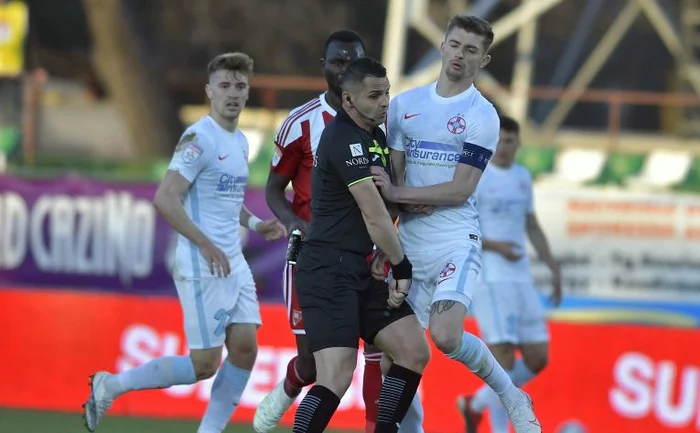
[285,229,303,265]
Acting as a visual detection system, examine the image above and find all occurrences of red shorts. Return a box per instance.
[283,261,305,334]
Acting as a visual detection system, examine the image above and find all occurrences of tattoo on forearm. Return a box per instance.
[430,300,457,316]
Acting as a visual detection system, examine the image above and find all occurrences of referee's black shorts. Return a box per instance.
[295,245,415,353]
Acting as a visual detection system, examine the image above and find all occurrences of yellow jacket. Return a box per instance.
[0,0,28,77]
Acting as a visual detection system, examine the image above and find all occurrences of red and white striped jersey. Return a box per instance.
[270,93,336,222]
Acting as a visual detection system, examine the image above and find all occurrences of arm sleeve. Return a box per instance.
[168,130,216,183]
[270,114,306,178]
[270,137,304,179]
[328,135,372,187]
[458,107,500,170]
[386,97,404,152]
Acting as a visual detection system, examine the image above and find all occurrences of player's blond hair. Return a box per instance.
[207,52,254,77]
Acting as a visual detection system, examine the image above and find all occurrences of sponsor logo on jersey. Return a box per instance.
[405,138,460,167]
[349,143,364,157]
[345,156,369,167]
[216,174,247,198]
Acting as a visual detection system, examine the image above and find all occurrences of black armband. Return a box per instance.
[390,255,413,280]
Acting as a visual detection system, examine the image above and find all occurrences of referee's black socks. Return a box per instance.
[375,364,423,433]
[292,385,340,433]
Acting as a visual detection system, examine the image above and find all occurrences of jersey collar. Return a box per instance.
[320,92,338,116]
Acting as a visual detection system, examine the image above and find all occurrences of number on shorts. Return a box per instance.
[214,308,232,337]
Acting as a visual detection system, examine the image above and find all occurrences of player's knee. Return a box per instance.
[380,354,392,375]
[387,329,431,372]
[429,326,462,355]
[524,352,549,373]
[191,356,221,380]
[399,338,431,373]
[332,368,356,394]
[489,344,516,369]
[316,354,357,396]
[319,366,355,396]
[296,351,317,382]
[226,338,258,370]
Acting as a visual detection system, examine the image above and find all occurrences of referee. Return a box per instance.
[292,57,430,433]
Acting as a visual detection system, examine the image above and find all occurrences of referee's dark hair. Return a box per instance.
[499,115,520,134]
[323,30,366,57]
[339,57,387,91]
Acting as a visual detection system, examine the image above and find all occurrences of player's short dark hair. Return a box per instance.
[446,15,495,52]
[339,57,387,91]
[499,115,520,134]
[207,52,254,78]
[323,30,366,57]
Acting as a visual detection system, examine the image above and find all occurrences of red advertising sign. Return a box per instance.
[2,288,700,433]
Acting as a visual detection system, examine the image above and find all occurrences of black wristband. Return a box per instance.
[390,255,412,280]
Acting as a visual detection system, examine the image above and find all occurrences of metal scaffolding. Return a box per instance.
[381,0,700,139]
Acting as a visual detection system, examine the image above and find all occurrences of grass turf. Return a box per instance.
[0,407,356,433]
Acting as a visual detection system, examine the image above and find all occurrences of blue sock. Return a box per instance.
[398,391,424,433]
[471,359,540,412]
[106,355,196,397]
[447,332,519,406]
[198,360,251,433]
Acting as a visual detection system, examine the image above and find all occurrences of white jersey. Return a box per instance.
[168,115,250,278]
[476,163,534,282]
[387,82,500,248]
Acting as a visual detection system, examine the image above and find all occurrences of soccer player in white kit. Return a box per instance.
[82,53,286,433]
[372,15,541,433]
[458,116,561,433]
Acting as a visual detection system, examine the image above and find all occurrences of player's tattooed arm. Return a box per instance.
[430,300,457,316]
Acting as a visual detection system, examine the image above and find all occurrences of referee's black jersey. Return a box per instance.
[304,108,391,257]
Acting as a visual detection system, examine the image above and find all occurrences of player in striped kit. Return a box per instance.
[254,30,387,433]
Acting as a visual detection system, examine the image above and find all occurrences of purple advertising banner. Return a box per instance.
[0,174,287,302]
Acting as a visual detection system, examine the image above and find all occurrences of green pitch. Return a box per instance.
[0,408,356,433]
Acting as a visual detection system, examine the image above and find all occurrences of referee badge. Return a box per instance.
[369,140,389,167]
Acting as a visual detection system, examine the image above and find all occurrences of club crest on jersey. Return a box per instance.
[447,116,466,134]
[292,309,303,326]
[438,262,456,284]
[349,143,364,157]
[182,143,203,164]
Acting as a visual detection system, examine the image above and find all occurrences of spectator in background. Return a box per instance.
[0,0,28,164]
